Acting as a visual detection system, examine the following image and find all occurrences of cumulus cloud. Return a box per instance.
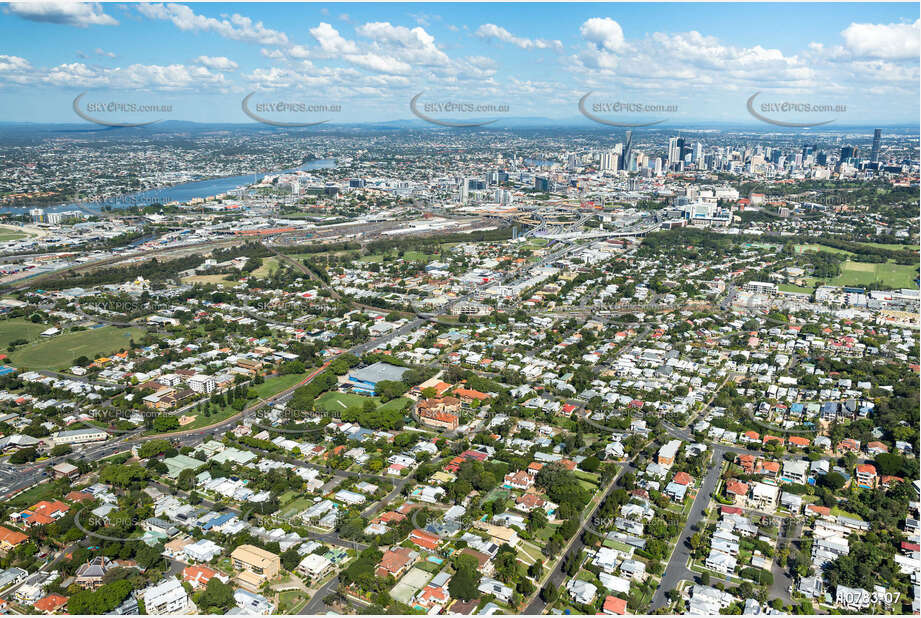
[841,19,920,59]
[345,53,411,74]
[580,17,625,52]
[6,2,118,27]
[356,21,451,66]
[475,24,562,51]
[43,62,229,90]
[138,3,288,46]
[309,22,359,54]
[194,56,239,71]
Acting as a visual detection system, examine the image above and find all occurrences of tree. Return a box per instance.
[153,416,179,432]
[281,547,301,571]
[580,455,601,473]
[448,565,480,601]
[818,471,846,491]
[198,577,235,612]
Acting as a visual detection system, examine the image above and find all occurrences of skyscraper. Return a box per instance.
[870,128,882,162]
[667,137,679,168]
[619,131,633,171]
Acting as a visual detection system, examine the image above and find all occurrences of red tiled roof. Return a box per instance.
[603,596,628,615]
[33,594,68,613]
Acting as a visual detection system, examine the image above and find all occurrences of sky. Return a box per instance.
[0,2,918,126]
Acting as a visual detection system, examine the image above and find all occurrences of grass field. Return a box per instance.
[794,243,853,256]
[316,390,376,412]
[0,317,50,347]
[0,225,34,242]
[252,372,312,399]
[826,260,919,289]
[181,274,233,286]
[0,230,29,242]
[359,250,439,264]
[314,390,410,415]
[251,256,281,278]
[9,325,146,369]
[778,283,814,294]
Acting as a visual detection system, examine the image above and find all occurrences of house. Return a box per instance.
[837,438,861,454]
[410,528,441,551]
[567,578,598,605]
[234,589,274,615]
[664,481,688,502]
[0,525,29,551]
[602,595,628,615]
[706,548,737,574]
[75,556,114,590]
[416,571,451,610]
[33,594,68,615]
[376,547,417,578]
[780,492,803,513]
[657,440,681,466]
[298,553,332,579]
[182,565,225,590]
[619,559,646,580]
[781,460,809,484]
[750,482,779,509]
[515,493,547,512]
[143,578,191,615]
[855,464,877,489]
[725,480,749,504]
[504,470,533,490]
[478,577,513,603]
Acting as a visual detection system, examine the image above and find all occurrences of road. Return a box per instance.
[300,575,340,615]
[522,458,640,615]
[649,447,726,610]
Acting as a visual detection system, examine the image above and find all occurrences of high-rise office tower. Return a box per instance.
[619,130,633,171]
[870,129,882,162]
[667,137,679,168]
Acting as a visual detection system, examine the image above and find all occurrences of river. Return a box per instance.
[2,158,336,214]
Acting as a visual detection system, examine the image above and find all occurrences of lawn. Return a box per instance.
[252,372,313,399]
[830,506,864,521]
[279,495,315,519]
[9,325,146,370]
[377,397,411,414]
[316,390,378,413]
[6,479,64,508]
[0,317,49,348]
[794,243,853,256]
[857,242,918,252]
[778,283,814,294]
[826,260,919,289]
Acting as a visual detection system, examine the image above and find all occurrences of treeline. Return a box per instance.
[37,242,271,290]
[809,237,918,264]
[281,226,513,258]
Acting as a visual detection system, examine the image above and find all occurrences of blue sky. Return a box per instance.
[0,2,918,125]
